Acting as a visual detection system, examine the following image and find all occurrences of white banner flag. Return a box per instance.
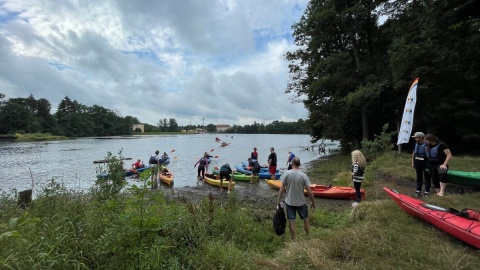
[397,78,419,145]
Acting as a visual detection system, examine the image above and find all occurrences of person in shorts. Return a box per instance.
[277,157,316,240]
[219,163,233,194]
[248,158,261,183]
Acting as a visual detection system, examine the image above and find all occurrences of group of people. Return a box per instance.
[411,132,452,197]
[147,150,170,188]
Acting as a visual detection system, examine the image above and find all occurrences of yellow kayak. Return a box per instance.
[204,173,235,189]
[266,179,282,189]
[159,168,174,185]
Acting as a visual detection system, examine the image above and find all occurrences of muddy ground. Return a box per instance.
[157,159,477,215]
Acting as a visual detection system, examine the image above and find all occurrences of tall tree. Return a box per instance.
[286,0,389,147]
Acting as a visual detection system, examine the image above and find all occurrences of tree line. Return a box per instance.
[0,94,309,136]
[286,0,480,151]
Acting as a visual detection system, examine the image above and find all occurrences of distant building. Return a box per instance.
[132,124,144,133]
[195,128,206,133]
[216,124,231,132]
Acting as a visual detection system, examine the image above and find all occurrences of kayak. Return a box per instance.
[446,170,480,188]
[307,184,364,200]
[204,173,235,189]
[159,167,174,185]
[266,180,363,200]
[212,169,258,182]
[235,165,280,179]
[384,187,480,249]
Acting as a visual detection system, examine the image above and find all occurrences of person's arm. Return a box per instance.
[412,151,415,167]
[440,149,453,169]
[277,183,286,205]
[194,160,199,168]
[304,185,316,209]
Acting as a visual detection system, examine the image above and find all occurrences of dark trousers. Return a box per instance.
[414,160,431,192]
[197,166,205,178]
[427,164,448,189]
[353,181,362,202]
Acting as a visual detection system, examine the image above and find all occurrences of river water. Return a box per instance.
[0,134,339,194]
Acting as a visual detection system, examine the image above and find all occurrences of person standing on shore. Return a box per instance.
[219,163,233,194]
[286,151,295,170]
[425,134,452,196]
[277,157,315,240]
[268,147,277,180]
[411,132,431,196]
[351,150,367,207]
[248,158,260,183]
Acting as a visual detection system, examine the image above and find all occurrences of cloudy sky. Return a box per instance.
[0,0,309,127]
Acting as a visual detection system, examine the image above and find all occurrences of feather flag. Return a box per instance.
[397,78,419,145]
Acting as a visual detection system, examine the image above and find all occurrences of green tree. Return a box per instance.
[0,102,35,133]
[168,118,179,132]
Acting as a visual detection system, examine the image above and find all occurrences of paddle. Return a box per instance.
[210,148,215,152]
[171,149,175,153]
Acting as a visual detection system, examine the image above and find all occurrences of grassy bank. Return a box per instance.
[14,132,68,142]
[0,151,479,269]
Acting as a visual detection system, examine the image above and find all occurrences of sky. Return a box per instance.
[0,0,310,127]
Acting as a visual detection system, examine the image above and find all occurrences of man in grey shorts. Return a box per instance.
[277,157,316,240]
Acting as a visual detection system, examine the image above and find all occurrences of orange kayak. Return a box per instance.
[265,180,364,200]
[159,168,174,185]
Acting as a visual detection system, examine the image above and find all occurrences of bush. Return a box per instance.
[361,124,396,160]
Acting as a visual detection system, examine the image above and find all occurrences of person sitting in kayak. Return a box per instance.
[132,159,144,169]
[160,152,169,163]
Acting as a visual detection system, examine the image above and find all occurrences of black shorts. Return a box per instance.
[252,167,260,174]
[219,171,231,180]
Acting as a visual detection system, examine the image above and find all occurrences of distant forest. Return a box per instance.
[0,93,309,136]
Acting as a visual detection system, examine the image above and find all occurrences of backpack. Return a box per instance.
[273,203,286,236]
[199,158,207,166]
[149,155,157,164]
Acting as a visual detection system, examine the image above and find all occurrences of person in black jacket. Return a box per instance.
[248,158,260,183]
[219,163,233,194]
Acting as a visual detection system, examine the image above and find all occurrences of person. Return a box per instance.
[149,150,161,188]
[277,157,315,240]
[132,159,143,169]
[268,147,277,180]
[248,158,261,183]
[194,156,208,180]
[251,147,258,161]
[351,150,367,207]
[286,151,295,170]
[411,132,431,196]
[424,134,453,196]
[219,163,233,194]
[160,152,169,164]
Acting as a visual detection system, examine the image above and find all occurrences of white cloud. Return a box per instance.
[0,0,309,126]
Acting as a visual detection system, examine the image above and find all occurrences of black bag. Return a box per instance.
[273,203,286,236]
[149,156,157,164]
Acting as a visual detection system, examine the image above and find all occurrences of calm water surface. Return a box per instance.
[0,134,338,194]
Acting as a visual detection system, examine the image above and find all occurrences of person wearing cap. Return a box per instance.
[411,132,431,196]
[424,134,452,197]
[251,147,258,161]
[277,157,315,240]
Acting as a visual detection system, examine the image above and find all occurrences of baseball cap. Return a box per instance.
[411,132,425,138]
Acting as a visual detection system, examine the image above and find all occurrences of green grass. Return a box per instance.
[15,132,68,141]
[1,151,479,269]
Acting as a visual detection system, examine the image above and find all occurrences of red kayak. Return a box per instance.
[308,184,365,200]
[384,187,480,249]
[266,180,364,200]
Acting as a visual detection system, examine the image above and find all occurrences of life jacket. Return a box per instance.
[199,158,207,166]
[414,142,427,158]
[251,151,258,159]
[426,143,441,163]
[220,164,230,173]
[149,155,157,164]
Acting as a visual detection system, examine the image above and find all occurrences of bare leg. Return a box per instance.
[289,220,297,240]
[303,218,310,236]
[227,180,232,194]
[220,178,223,191]
[438,182,446,196]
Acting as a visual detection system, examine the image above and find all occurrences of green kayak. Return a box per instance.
[212,169,259,182]
[447,170,480,188]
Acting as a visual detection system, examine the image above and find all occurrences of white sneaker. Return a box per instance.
[352,202,359,207]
